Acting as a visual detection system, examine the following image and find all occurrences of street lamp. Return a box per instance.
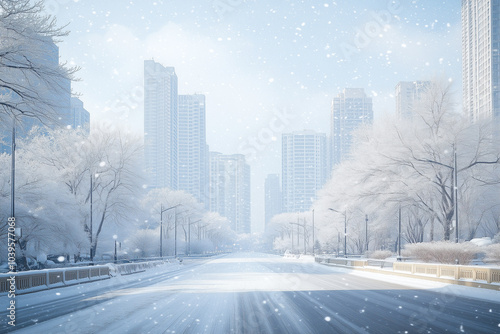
[365,214,369,253]
[10,119,15,226]
[160,204,181,257]
[113,234,118,263]
[329,208,347,258]
[290,218,307,255]
[454,144,459,243]
[188,219,201,255]
[174,209,189,257]
[88,170,99,262]
[398,206,402,261]
[312,209,315,255]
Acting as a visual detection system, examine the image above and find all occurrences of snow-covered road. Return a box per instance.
[3,253,500,333]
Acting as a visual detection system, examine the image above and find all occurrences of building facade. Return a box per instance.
[178,94,208,207]
[264,174,282,227]
[0,37,71,154]
[70,97,90,132]
[144,60,178,189]
[462,0,500,124]
[330,88,373,167]
[395,81,431,119]
[209,152,251,234]
[282,130,327,213]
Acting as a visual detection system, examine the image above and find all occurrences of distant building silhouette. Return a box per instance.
[70,97,90,133]
[209,152,251,234]
[282,130,327,213]
[395,81,431,119]
[330,88,373,167]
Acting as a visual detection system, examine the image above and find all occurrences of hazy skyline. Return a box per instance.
[51,0,462,232]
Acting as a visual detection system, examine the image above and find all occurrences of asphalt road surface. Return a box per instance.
[3,253,500,333]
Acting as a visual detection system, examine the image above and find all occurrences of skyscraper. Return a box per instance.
[395,81,431,119]
[264,174,282,227]
[144,60,178,189]
[462,0,500,124]
[330,88,373,167]
[209,152,251,234]
[282,130,327,213]
[70,97,90,132]
[178,94,208,207]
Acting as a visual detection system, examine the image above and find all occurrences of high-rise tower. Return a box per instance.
[462,0,500,124]
[282,130,327,213]
[330,88,373,167]
[144,60,178,189]
[178,94,208,207]
[209,152,251,234]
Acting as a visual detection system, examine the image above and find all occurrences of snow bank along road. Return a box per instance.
[2,253,500,333]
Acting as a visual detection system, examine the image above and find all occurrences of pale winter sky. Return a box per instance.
[51,0,462,232]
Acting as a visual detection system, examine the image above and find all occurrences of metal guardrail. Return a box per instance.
[315,256,500,284]
[0,265,110,294]
[0,259,175,295]
[111,260,170,275]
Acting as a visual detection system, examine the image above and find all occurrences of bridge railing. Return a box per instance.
[392,262,500,284]
[316,256,500,284]
[0,259,173,295]
[0,265,110,295]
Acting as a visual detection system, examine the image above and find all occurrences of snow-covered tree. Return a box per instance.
[128,229,158,258]
[0,0,77,124]
[314,81,500,250]
[15,123,144,260]
[202,211,237,252]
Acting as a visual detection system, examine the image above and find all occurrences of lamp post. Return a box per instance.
[337,231,341,258]
[10,120,15,222]
[9,121,16,271]
[89,172,94,261]
[188,219,201,255]
[365,214,369,253]
[290,220,306,255]
[113,235,118,263]
[174,209,189,257]
[454,144,459,243]
[160,204,181,257]
[398,206,402,261]
[329,208,347,258]
[312,209,315,255]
